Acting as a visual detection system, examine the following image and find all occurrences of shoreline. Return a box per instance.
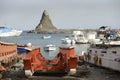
[28,29,97,34]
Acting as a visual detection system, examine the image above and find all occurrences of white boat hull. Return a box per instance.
[44,47,56,51]
[61,38,75,45]
[44,44,56,51]
[0,30,22,37]
[72,31,88,44]
[85,43,120,71]
[76,39,88,44]
[42,36,51,39]
[61,39,72,44]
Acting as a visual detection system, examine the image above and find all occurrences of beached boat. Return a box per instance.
[0,27,22,37]
[17,43,35,53]
[83,27,120,71]
[44,44,56,51]
[84,39,120,71]
[72,31,88,44]
[0,41,19,78]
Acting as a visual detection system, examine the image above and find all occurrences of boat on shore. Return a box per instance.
[0,27,22,37]
[85,39,120,71]
[17,43,35,53]
[0,41,19,78]
[83,27,120,71]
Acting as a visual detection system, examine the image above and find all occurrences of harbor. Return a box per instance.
[0,1,120,79]
[0,31,120,80]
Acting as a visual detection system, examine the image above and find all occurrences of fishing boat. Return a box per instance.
[72,31,88,44]
[44,44,56,51]
[0,27,23,37]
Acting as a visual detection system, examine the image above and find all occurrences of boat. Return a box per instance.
[84,39,120,71]
[86,31,100,44]
[17,43,36,53]
[61,36,71,44]
[0,27,23,37]
[72,31,88,44]
[61,36,75,45]
[44,44,56,51]
[42,35,51,39]
[83,27,120,71]
[117,29,120,36]
[97,26,111,40]
[0,41,19,78]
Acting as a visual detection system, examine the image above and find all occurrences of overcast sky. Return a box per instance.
[0,0,120,30]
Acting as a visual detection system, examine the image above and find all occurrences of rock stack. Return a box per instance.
[35,10,57,33]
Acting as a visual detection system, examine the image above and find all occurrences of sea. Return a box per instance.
[0,31,89,59]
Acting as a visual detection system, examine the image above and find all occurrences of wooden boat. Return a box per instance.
[0,41,19,78]
[17,43,35,53]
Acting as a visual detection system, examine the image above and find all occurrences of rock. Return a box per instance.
[35,10,57,33]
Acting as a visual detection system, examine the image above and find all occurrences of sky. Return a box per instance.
[0,0,120,30]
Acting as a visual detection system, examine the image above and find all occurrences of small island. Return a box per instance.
[28,10,96,34]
